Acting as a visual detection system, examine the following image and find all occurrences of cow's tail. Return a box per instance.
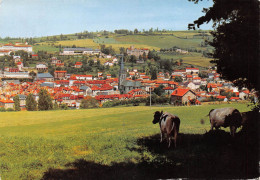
[175,117,180,134]
[206,109,215,117]
[206,109,215,125]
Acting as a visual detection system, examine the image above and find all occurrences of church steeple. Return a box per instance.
[118,55,126,94]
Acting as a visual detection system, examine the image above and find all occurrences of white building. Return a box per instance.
[186,67,199,76]
[176,49,188,54]
[0,43,33,53]
[0,50,11,56]
[61,48,101,55]
[74,75,93,81]
[4,72,30,78]
[36,63,48,71]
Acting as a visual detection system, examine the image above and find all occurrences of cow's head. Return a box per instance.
[153,111,163,124]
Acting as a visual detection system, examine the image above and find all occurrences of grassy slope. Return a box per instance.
[0,103,250,179]
[158,52,213,67]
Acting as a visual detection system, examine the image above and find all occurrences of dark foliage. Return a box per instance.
[189,0,259,91]
[26,93,37,111]
[38,89,53,111]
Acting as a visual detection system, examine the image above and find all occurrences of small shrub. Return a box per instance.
[0,107,6,112]
[6,108,14,111]
[59,103,69,110]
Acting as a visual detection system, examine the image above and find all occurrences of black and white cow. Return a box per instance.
[208,107,242,137]
[153,111,180,148]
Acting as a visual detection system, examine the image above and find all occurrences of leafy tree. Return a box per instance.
[38,89,53,111]
[142,52,147,61]
[119,47,125,54]
[150,67,157,80]
[26,93,37,111]
[174,76,183,82]
[59,103,69,110]
[189,0,259,91]
[146,94,158,105]
[13,95,21,111]
[80,97,99,109]
[129,55,137,63]
[53,102,59,110]
[200,85,207,91]
[88,59,94,66]
[97,60,101,66]
[148,51,155,59]
[179,59,183,65]
[153,85,165,96]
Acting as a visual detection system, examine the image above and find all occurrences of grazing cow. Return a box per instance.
[208,107,242,136]
[153,111,180,148]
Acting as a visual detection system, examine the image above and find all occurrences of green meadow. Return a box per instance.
[0,103,254,180]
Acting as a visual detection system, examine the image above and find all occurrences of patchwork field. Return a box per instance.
[0,103,256,180]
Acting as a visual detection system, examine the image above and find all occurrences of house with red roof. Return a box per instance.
[75,62,83,68]
[186,67,199,76]
[54,71,67,80]
[163,86,174,95]
[128,89,148,98]
[193,77,201,83]
[16,61,23,71]
[51,57,61,65]
[207,83,222,92]
[155,80,169,87]
[0,50,11,56]
[126,45,149,57]
[36,63,48,72]
[239,90,250,100]
[106,74,111,79]
[32,54,38,58]
[72,74,92,81]
[141,76,150,80]
[0,99,14,109]
[56,63,64,67]
[229,97,240,101]
[157,75,165,80]
[186,75,193,82]
[0,42,33,53]
[216,95,226,101]
[170,88,197,105]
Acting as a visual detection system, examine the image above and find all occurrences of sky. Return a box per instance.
[0,0,213,38]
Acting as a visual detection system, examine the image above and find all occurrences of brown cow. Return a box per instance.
[208,107,242,136]
[153,111,180,148]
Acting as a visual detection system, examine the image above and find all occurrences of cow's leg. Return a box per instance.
[230,126,236,137]
[167,135,171,148]
[160,129,163,143]
[174,131,177,148]
[210,120,214,130]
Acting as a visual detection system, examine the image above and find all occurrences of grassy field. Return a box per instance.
[158,52,213,67]
[0,103,257,180]
[112,35,204,49]
[33,45,60,52]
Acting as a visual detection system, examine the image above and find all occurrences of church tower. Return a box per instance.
[118,55,126,94]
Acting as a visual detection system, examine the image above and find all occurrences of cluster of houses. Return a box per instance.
[0,43,254,110]
[0,64,253,110]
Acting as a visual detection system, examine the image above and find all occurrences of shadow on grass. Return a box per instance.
[43,112,259,180]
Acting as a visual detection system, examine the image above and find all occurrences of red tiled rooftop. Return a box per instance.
[171,88,191,97]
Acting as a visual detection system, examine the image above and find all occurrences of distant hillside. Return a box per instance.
[34,30,213,51]
[1,30,214,67]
